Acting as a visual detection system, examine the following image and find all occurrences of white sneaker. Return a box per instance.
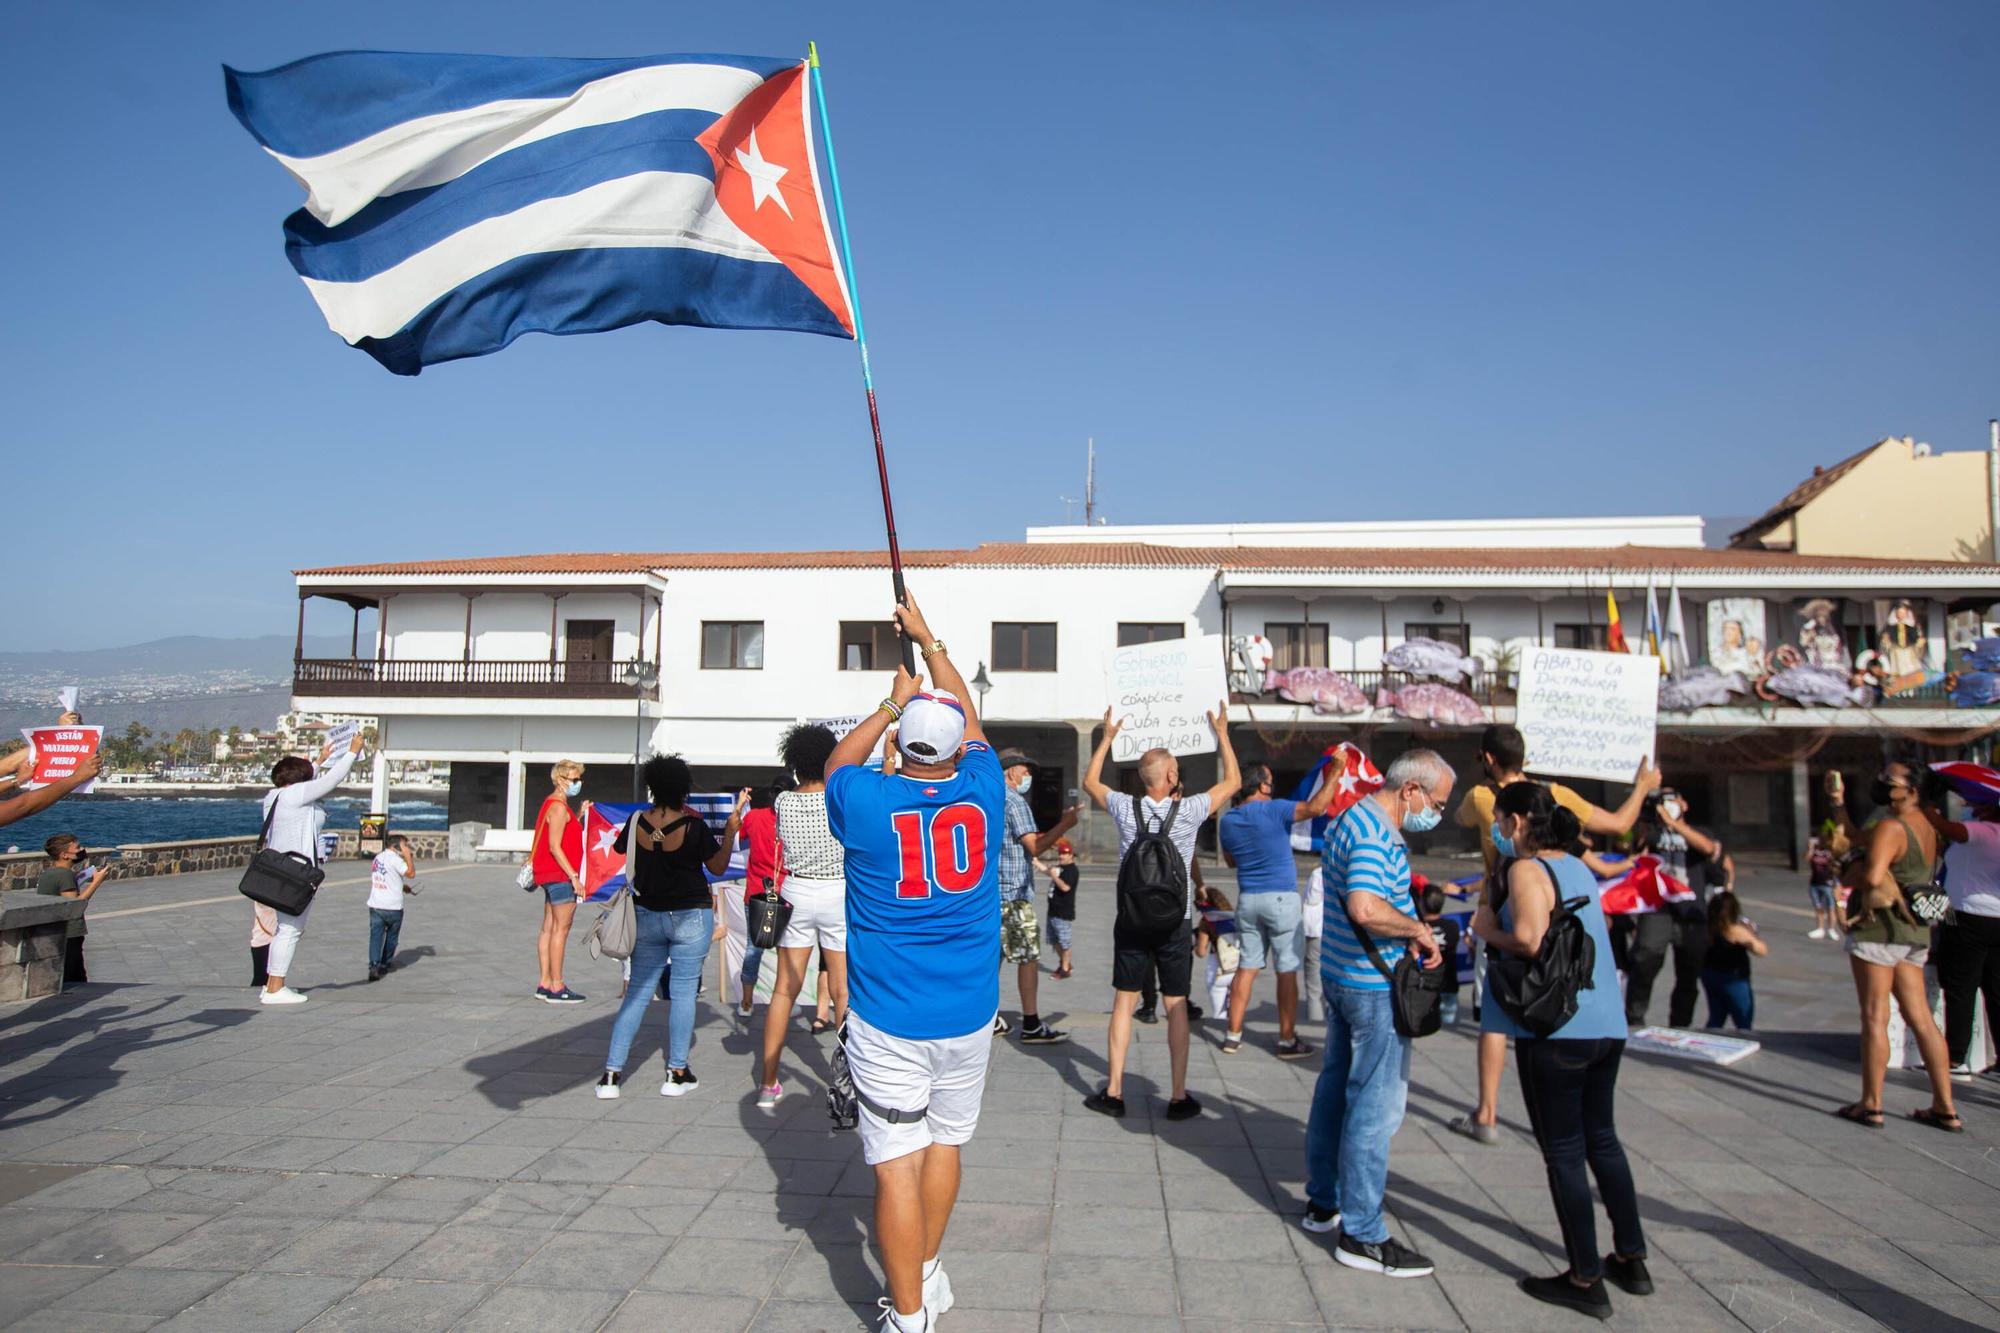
[260,987,308,1006]
[924,1262,955,1320]
[1808,928,1826,940]
[1950,1062,1976,1083]
[596,1072,621,1099]
[875,1297,927,1331]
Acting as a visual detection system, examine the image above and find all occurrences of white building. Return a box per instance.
[291,517,2000,861]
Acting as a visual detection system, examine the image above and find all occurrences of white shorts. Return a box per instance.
[843,1010,993,1165]
[780,876,848,951]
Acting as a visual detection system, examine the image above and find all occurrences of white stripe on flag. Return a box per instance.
[301,171,776,341]
[272,63,768,227]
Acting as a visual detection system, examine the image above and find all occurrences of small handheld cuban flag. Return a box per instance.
[224,51,856,374]
[1932,761,2000,809]
[1289,743,1385,853]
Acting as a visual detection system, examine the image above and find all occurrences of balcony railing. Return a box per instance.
[1235,667,1968,712]
[294,658,654,699]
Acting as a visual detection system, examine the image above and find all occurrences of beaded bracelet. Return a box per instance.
[878,698,903,720]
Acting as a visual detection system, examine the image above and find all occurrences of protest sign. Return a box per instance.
[322,719,360,762]
[1515,645,1658,784]
[1105,634,1227,762]
[1629,1026,1759,1066]
[58,686,79,715]
[21,726,103,794]
[813,714,886,765]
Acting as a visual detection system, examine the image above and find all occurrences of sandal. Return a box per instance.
[1912,1107,1965,1133]
[809,1018,834,1036]
[1833,1102,1884,1128]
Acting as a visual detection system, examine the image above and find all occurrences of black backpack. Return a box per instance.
[1484,857,1597,1038]
[1116,794,1189,936]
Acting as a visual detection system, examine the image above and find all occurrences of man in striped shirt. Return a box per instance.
[1303,749,1453,1279]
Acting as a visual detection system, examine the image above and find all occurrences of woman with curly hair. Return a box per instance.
[755,723,848,1109]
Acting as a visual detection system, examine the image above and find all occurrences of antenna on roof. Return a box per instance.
[1085,438,1098,526]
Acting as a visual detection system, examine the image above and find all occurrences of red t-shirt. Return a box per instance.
[530,795,583,885]
[741,805,784,899]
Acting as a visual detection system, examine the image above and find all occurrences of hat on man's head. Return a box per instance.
[995,748,1034,770]
[897,691,966,764]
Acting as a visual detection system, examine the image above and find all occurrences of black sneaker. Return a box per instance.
[1301,1204,1341,1234]
[1133,1005,1158,1025]
[1335,1233,1435,1278]
[1275,1038,1314,1061]
[1187,1003,1204,1022]
[661,1066,698,1098]
[1020,1023,1069,1045]
[991,1014,1011,1038]
[1603,1254,1653,1296]
[595,1071,622,1100]
[1083,1090,1127,1118]
[548,987,586,1004]
[366,966,382,983]
[1164,1095,1202,1121]
[1519,1273,1612,1320]
[1220,1034,1243,1054]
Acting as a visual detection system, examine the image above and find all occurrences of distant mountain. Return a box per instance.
[0,634,348,682]
[0,688,295,740]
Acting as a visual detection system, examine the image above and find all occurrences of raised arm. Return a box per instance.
[829,667,924,779]
[704,789,750,876]
[892,593,985,745]
[1582,758,1661,836]
[1083,708,1121,811]
[1922,802,1971,845]
[1200,701,1240,811]
[1295,749,1346,821]
[0,751,103,830]
[1660,806,1719,860]
[284,734,365,806]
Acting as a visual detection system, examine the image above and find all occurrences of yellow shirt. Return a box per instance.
[1456,779,1595,876]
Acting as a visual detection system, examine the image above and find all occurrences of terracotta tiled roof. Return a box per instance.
[1728,440,1882,547]
[297,541,1999,579]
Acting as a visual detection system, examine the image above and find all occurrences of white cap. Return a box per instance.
[896,691,967,764]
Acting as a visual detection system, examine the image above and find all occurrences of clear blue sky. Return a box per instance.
[6,1,1996,650]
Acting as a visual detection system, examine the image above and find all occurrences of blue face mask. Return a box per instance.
[1401,793,1442,834]
[566,780,582,798]
[1491,822,1517,858]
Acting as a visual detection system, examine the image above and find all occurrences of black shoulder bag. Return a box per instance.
[237,794,325,916]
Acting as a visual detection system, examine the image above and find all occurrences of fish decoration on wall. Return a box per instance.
[1376,682,1486,727]
[1658,667,1749,713]
[1381,637,1480,684]
[1263,667,1370,715]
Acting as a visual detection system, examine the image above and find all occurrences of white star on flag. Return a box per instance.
[734,129,792,217]
[594,824,620,857]
[1337,772,1362,795]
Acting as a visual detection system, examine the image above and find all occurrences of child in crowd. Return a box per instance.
[1043,840,1079,978]
[1419,879,1463,1025]
[37,833,105,984]
[1195,883,1239,1018]
[1701,891,1767,1030]
[366,833,417,981]
[1805,832,1841,941]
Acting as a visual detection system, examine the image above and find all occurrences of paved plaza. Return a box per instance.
[1,856,1998,1331]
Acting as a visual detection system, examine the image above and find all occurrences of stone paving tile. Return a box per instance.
[256,1218,438,1278]
[640,1235,799,1296]
[0,1262,115,1317]
[155,1271,361,1331]
[504,1228,676,1290]
[299,1276,491,1331]
[17,1209,212,1266]
[62,1264,236,1317]
[380,1223,544,1284]
[130,1211,329,1271]
[599,1290,759,1331]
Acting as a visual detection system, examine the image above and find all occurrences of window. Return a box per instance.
[1118,622,1185,647]
[701,621,764,670]
[1266,622,1327,671]
[1404,622,1469,651]
[1552,623,1609,651]
[992,622,1057,671]
[839,621,900,671]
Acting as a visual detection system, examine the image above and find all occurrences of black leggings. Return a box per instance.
[1939,913,2000,1066]
[1516,1037,1646,1282]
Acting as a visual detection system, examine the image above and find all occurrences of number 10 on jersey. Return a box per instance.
[891,804,988,899]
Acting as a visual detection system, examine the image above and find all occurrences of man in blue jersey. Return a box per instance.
[825,593,1003,1333]
[1303,748,1452,1280]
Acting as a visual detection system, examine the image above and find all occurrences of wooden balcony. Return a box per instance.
[294,658,655,700]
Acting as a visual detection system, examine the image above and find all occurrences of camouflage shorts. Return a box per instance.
[1001,899,1041,964]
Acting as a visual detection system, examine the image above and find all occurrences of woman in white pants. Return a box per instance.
[756,724,847,1107]
[257,730,363,1006]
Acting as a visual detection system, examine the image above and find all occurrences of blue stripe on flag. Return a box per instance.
[282,111,724,283]
[224,51,793,157]
[350,244,847,374]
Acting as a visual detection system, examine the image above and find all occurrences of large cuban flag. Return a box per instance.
[225,51,856,374]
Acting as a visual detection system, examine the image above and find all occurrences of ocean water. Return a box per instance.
[1,795,446,856]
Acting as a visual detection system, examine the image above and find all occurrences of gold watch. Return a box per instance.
[921,639,948,659]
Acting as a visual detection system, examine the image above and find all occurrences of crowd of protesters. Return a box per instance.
[21,623,2000,1331]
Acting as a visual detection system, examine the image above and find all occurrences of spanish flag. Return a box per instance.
[1605,590,1629,654]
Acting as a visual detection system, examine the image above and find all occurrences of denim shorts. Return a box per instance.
[1235,890,1304,972]
[540,879,576,906]
[1808,882,1835,911]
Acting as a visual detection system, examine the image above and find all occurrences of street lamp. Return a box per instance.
[620,661,660,801]
[970,662,992,718]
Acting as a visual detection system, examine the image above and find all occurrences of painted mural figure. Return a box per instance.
[1795,598,1850,673]
[1878,599,1927,678]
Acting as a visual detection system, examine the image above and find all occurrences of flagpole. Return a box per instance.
[807,41,916,674]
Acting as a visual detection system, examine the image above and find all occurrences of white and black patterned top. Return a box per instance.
[776,790,844,880]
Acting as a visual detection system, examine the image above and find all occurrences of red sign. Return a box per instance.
[23,726,102,793]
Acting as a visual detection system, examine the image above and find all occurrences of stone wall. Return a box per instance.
[0,830,450,894]
[0,896,85,1001]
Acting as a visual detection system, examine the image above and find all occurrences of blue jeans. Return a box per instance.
[368,908,403,970]
[1305,985,1410,1244]
[1701,970,1754,1030]
[606,906,714,1073]
[740,943,764,997]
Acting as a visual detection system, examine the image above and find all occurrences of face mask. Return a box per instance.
[1869,779,1894,807]
[566,780,582,798]
[1402,792,1442,834]
[1013,773,1032,794]
[1660,800,1683,821]
[1490,823,1516,858]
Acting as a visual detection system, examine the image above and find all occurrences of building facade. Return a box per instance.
[1730,432,2000,562]
[291,518,2000,864]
